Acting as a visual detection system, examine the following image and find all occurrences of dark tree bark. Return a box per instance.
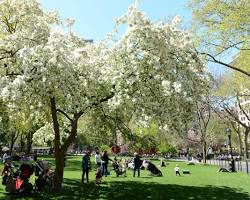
[50,97,79,191]
[9,130,19,155]
[50,97,63,191]
[237,131,244,156]
[25,132,34,155]
[244,130,249,159]
[203,140,207,164]
[20,134,25,152]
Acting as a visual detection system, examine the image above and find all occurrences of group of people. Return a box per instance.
[81,150,114,184]
[81,151,144,184]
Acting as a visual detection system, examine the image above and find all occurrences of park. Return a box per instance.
[0,0,250,199]
[0,155,250,200]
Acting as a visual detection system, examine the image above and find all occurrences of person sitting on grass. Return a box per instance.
[174,164,181,176]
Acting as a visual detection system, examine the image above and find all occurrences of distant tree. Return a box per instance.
[189,0,250,77]
[214,74,250,158]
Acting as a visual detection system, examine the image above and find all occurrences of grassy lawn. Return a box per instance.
[0,156,250,200]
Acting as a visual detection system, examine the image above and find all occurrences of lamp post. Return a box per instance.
[225,128,236,172]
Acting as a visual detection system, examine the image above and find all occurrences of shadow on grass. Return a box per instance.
[2,178,250,200]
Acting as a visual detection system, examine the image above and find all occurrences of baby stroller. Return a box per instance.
[4,163,34,195]
[112,161,126,177]
[1,158,14,186]
[146,162,163,176]
[33,160,54,191]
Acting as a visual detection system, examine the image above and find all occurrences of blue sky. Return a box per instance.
[41,0,191,40]
[40,0,226,76]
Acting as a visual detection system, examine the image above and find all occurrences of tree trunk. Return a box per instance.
[9,131,18,155]
[244,131,249,159]
[20,134,25,152]
[9,139,15,156]
[236,132,243,156]
[203,140,207,164]
[50,97,62,191]
[50,97,80,191]
[26,132,34,155]
[54,149,65,191]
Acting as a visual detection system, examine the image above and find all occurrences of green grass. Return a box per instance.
[0,156,250,200]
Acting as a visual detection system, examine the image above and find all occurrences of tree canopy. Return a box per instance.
[0,0,211,190]
[189,0,250,77]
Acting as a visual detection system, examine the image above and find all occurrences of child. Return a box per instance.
[121,159,127,177]
[160,158,166,167]
[174,164,181,176]
[95,166,102,185]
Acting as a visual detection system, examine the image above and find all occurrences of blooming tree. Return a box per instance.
[0,1,210,190]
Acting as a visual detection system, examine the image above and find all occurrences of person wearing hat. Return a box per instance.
[133,152,142,177]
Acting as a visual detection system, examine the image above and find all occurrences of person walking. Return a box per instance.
[82,151,91,183]
[95,151,102,168]
[101,151,112,177]
[175,164,181,176]
[133,152,142,177]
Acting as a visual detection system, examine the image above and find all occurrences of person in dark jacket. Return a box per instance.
[82,151,91,183]
[101,151,112,177]
[133,152,142,177]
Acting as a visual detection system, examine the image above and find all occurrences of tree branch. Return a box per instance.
[199,52,250,77]
[236,93,250,122]
[56,109,73,122]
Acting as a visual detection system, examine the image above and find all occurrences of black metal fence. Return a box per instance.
[207,159,249,174]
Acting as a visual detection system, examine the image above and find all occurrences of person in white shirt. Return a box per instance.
[2,152,8,163]
[174,164,181,176]
[95,151,102,168]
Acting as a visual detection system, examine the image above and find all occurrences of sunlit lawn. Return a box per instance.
[0,155,250,200]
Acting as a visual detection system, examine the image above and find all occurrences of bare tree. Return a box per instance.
[9,129,19,155]
[218,93,250,159]
[192,97,212,163]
